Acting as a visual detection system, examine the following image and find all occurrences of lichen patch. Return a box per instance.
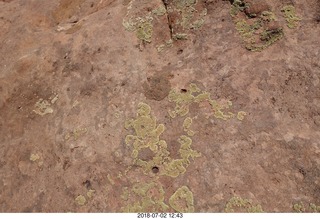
[169,186,195,213]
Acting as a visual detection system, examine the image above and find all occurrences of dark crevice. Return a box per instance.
[162,0,173,39]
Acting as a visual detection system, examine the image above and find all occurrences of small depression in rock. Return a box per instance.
[152,166,159,174]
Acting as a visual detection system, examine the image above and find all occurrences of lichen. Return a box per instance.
[75,195,86,206]
[107,174,115,185]
[260,11,277,22]
[86,189,95,198]
[230,1,284,51]
[136,19,153,43]
[237,111,247,121]
[234,19,283,52]
[309,203,320,213]
[33,99,53,116]
[33,94,59,116]
[125,102,201,178]
[281,5,301,29]
[156,39,173,53]
[293,203,305,213]
[229,0,247,17]
[30,153,40,162]
[169,186,195,213]
[168,83,239,120]
[173,33,188,40]
[183,117,195,136]
[225,196,264,213]
[65,127,87,141]
[177,2,206,30]
[292,202,320,213]
[121,181,169,212]
[152,6,166,16]
[123,15,154,43]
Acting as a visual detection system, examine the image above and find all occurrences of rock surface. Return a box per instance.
[0,0,320,212]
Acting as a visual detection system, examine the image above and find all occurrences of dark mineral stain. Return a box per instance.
[143,73,171,101]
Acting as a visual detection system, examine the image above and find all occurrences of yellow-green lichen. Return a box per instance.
[33,99,54,116]
[237,111,247,121]
[171,0,207,34]
[229,0,247,17]
[107,174,115,185]
[156,39,173,53]
[260,11,277,22]
[121,181,169,212]
[86,189,95,198]
[174,0,196,9]
[225,196,264,213]
[293,203,305,213]
[281,5,301,29]
[309,203,320,213]
[178,135,201,161]
[235,18,284,52]
[152,6,166,16]
[230,1,284,51]
[168,83,237,120]
[33,94,59,116]
[183,117,195,136]
[125,102,201,178]
[30,153,40,162]
[173,33,188,40]
[293,202,320,213]
[169,186,195,213]
[65,127,87,141]
[156,44,166,52]
[75,195,86,206]
[123,15,153,43]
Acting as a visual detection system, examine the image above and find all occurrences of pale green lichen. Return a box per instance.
[156,44,166,52]
[156,39,173,53]
[183,117,192,129]
[260,11,277,22]
[169,186,195,213]
[250,29,283,51]
[136,19,153,43]
[75,195,86,206]
[293,203,305,213]
[172,0,207,33]
[173,33,188,40]
[168,83,237,120]
[229,0,248,17]
[152,6,166,16]
[86,189,95,198]
[123,0,205,45]
[281,5,301,29]
[225,196,264,213]
[65,127,87,141]
[123,15,153,43]
[237,111,247,121]
[234,18,283,52]
[107,174,115,185]
[30,153,40,162]
[33,99,53,116]
[50,94,59,104]
[293,202,320,213]
[121,181,169,212]
[173,0,197,10]
[230,0,284,52]
[183,117,195,136]
[309,203,320,213]
[125,102,201,178]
